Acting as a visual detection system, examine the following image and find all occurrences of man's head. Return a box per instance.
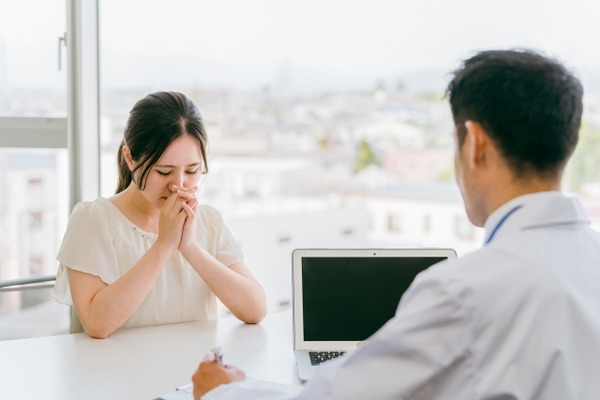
[446,49,584,226]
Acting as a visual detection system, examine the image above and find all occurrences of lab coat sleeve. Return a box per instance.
[298,270,475,400]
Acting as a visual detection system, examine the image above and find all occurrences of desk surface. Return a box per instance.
[0,310,299,400]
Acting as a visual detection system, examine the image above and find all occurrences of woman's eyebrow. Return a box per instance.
[154,162,202,168]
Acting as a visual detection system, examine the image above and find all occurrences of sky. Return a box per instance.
[2,0,600,93]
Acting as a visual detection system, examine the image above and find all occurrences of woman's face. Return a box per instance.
[140,134,204,208]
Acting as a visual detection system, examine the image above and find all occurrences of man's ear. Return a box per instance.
[122,145,135,171]
[464,120,489,169]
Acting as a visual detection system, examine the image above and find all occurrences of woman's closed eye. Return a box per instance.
[156,169,199,176]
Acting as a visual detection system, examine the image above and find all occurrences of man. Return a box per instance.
[192,49,600,399]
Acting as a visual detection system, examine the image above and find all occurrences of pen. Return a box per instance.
[211,346,224,366]
[175,383,193,393]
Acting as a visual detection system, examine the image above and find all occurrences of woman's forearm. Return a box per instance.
[183,246,267,323]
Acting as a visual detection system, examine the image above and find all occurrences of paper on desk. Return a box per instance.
[203,378,301,400]
[155,382,193,400]
[155,390,192,400]
[157,379,300,400]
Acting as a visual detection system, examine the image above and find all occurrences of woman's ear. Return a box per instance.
[122,144,135,171]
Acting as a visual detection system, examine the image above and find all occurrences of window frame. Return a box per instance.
[0,0,100,285]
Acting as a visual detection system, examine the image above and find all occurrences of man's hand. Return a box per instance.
[192,352,246,400]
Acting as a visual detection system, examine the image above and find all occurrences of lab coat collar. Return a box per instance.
[483,191,590,244]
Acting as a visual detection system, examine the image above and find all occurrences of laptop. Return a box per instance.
[292,247,456,381]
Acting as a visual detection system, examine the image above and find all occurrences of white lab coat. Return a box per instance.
[207,191,600,400]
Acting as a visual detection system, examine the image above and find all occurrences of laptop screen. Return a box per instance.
[300,254,448,341]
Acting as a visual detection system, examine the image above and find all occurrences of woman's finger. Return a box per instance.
[176,189,196,201]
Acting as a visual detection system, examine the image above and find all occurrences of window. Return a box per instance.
[0,1,67,117]
[0,0,68,284]
[2,1,599,336]
[98,0,600,311]
[0,0,98,338]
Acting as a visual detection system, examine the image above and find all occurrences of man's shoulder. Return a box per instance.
[419,245,535,298]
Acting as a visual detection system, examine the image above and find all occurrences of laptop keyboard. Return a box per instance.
[309,351,346,365]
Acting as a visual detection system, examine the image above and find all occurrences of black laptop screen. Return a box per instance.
[302,256,446,341]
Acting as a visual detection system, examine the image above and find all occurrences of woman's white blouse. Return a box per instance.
[53,197,244,329]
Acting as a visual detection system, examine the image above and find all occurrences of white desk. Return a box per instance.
[0,310,300,400]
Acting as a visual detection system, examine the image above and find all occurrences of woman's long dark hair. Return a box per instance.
[115,91,209,194]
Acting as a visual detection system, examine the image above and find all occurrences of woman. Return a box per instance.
[53,91,267,338]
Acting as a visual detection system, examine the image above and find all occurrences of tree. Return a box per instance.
[353,139,379,173]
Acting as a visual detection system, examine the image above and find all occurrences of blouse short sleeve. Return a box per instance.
[53,200,121,305]
[197,205,244,267]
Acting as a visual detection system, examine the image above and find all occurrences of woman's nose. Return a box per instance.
[171,171,186,188]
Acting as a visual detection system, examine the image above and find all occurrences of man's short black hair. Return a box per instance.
[447,49,584,178]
